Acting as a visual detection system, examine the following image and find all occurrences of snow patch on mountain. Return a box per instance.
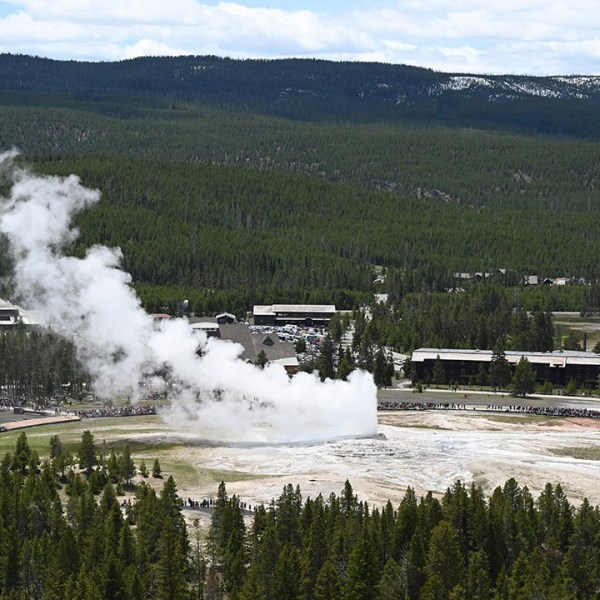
[433,74,600,101]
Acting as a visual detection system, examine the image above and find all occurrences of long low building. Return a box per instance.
[412,347,600,388]
[253,304,336,327]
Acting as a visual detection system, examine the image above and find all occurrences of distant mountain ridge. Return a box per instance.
[1,53,600,138]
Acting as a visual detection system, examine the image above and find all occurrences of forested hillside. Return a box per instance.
[30,154,598,285]
[2,54,600,137]
[1,54,600,329]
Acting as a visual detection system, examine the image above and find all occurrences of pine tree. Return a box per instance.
[79,430,97,475]
[342,524,379,600]
[14,431,31,474]
[424,521,465,595]
[120,442,136,486]
[313,559,341,600]
[337,348,355,381]
[317,335,336,381]
[376,558,406,600]
[466,550,491,600]
[489,342,511,392]
[155,516,190,600]
[256,349,269,369]
[274,545,303,600]
[431,355,446,387]
[511,357,536,398]
[239,565,266,600]
[190,518,206,600]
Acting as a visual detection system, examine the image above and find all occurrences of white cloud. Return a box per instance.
[0,0,599,74]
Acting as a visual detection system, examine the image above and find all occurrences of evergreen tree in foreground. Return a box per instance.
[2,431,600,599]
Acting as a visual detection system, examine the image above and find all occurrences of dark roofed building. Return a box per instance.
[216,312,237,324]
[412,347,600,388]
[219,323,258,362]
[219,323,298,373]
[253,304,336,327]
[251,334,298,372]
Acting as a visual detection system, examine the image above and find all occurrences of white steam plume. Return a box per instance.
[0,151,377,443]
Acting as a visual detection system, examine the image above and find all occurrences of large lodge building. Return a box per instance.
[253,304,336,327]
[412,347,600,388]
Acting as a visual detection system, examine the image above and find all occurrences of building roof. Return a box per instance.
[0,298,39,327]
[254,304,336,316]
[219,323,257,362]
[216,312,237,324]
[219,323,298,366]
[0,299,17,310]
[190,318,220,334]
[412,347,600,367]
[272,304,335,313]
[251,334,297,364]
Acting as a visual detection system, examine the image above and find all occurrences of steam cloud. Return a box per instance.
[0,151,377,443]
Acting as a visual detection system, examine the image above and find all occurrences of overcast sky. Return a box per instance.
[0,0,599,75]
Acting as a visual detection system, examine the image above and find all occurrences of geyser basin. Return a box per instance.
[122,412,600,510]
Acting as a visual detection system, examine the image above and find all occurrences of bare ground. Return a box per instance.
[122,411,600,508]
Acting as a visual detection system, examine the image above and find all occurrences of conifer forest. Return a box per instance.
[1,431,599,600]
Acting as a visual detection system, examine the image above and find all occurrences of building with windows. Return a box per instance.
[189,313,237,337]
[0,298,39,332]
[253,304,336,327]
[412,347,600,388]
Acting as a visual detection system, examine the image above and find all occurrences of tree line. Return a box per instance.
[349,285,559,355]
[2,429,600,598]
[0,324,89,406]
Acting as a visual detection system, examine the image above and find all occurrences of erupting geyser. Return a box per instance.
[0,150,377,443]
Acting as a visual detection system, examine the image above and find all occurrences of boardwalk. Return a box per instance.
[0,413,80,431]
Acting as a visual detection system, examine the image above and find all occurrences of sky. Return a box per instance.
[0,0,599,75]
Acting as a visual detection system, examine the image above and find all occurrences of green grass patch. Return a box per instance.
[157,460,202,486]
[482,414,565,426]
[549,446,600,460]
[0,416,265,489]
[378,418,445,430]
[0,415,167,459]
[146,463,264,488]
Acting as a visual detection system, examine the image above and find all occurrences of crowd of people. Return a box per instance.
[378,399,600,419]
[182,497,256,513]
[74,404,158,419]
